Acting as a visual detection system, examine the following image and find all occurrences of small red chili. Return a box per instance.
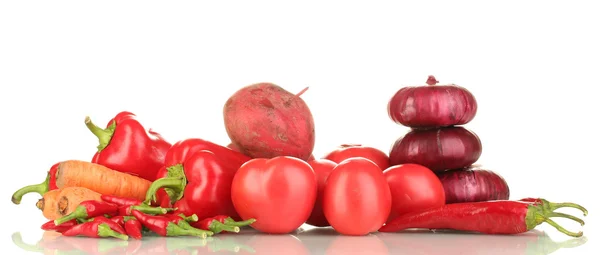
[131,210,212,238]
[89,216,127,235]
[379,200,585,237]
[101,194,143,207]
[195,217,240,234]
[62,221,128,240]
[54,200,119,225]
[124,218,143,240]
[212,215,256,227]
[41,219,78,233]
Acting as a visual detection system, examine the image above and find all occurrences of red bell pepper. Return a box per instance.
[11,163,59,204]
[85,111,172,181]
[143,138,252,221]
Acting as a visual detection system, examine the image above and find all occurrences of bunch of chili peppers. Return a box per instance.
[43,195,256,240]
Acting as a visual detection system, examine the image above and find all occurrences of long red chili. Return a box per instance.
[101,194,143,207]
[379,200,585,237]
[62,221,128,240]
[54,200,119,225]
[11,163,59,204]
[41,219,78,233]
[131,210,213,238]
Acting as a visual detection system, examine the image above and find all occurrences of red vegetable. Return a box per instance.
[131,210,212,238]
[223,83,316,161]
[101,194,143,207]
[144,139,251,222]
[231,156,318,234]
[305,159,337,227]
[197,217,240,234]
[62,221,129,240]
[389,126,482,172]
[86,111,172,181]
[11,163,59,204]
[437,166,510,204]
[124,217,143,240]
[379,200,585,237]
[387,75,478,128]
[323,158,392,236]
[41,219,78,233]
[383,164,446,221]
[54,200,119,225]
[322,144,390,170]
[212,215,256,227]
[89,216,127,235]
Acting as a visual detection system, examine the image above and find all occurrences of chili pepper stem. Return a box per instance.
[11,174,50,204]
[550,212,585,226]
[168,224,211,238]
[224,218,256,227]
[545,218,583,237]
[180,214,198,222]
[55,206,88,225]
[131,205,170,215]
[211,221,240,234]
[527,204,584,237]
[143,177,185,204]
[85,116,116,152]
[541,199,589,216]
[98,223,129,240]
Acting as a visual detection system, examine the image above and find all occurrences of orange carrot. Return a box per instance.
[56,186,102,216]
[55,160,151,201]
[36,189,61,220]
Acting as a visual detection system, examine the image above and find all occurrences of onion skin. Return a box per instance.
[437,166,510,204]
[387,75,478,128]
[389,126,482,172]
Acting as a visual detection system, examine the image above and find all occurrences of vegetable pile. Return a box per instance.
[11,78,587,242]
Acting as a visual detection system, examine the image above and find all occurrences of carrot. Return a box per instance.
[55,160,152,201]
[36,189,62,220]
[56,187,102,216]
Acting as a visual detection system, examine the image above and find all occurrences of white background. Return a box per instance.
[1,1,598,254]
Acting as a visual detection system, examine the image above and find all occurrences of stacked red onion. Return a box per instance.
[387,75,509,203]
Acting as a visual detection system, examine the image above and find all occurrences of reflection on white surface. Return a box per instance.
[11,227,587,255]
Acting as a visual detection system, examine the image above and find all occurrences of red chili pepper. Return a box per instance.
[212,215,256,227]
[101,194,143,207]
[519,198,588,216]
[118,204,170,216]
[196,217,240,234]
[89,216,127,235]
[11,163,59,204]
[124,217,143,240]
[131,210,213,238]
[143,138,252,221]
[62,220,129,240]
[379,200,585,237]
[85,111,172,181]
[54,200,119,225]
[41,218,78,233]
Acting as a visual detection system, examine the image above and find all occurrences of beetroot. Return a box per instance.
[223,82,315,161]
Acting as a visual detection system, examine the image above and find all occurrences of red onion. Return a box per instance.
[387,75,478,128]
[389,126,482,172]
[437,166,510,204]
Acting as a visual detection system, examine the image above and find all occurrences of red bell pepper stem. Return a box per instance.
[196,218,240,234]
[101,194,143,207]
[125,218,143,240]
[54,200,119,225]
[379,200,585,237]
[519,198,588,216]
[62,221,129,240]
[41,219,78,233]
[212,215,256,227]
[11,163,59,204]
[132,210,213,238]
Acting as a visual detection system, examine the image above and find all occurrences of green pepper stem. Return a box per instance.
[167,223,212,238]
[144,177,185,204]
[85,116,115,152]
[210,221,240,234]
[131,205,169,215]
[550,212,585,226]
[224,218,256,227]
[11,174,50,204]
[548,201,588,216]
[545,218,583,237]
[98,223,129,240]
[180,213,198,222]
[55,205,88,225]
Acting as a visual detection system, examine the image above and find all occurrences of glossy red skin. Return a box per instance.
[323,158,392,236]
[62,221,104,238]
[157,150,243,222]
[383,164,446,221]
[90,216,127,235]
[305,159,338,227]
[223,82,315,161]
[92,111,172,181]
[231,156,318,234]
[131,210,170,236]
[387,79,478,128]
[437,166,510,204]
[389,126,482,172]
[323,144,390,170]
[379,201,530,234]
[124,219,143,240]
[48,163,59,190]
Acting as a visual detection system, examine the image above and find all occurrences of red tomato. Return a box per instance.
[305,159,338,227]
[323,144,390,170]
[323,158,392,236]
[383,163,445,221]
[230,156,317,234]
